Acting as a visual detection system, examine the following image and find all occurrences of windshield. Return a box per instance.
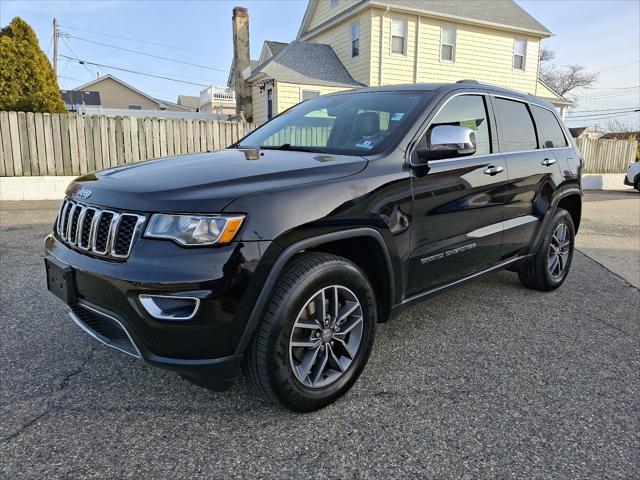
[238,91,432,156]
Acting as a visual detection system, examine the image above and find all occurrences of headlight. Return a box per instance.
[144,214,245,246]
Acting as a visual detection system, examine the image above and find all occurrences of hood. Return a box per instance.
[66,149,368,213]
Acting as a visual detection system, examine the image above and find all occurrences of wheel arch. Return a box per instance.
[556,192,582,233]
[234,228,397,356]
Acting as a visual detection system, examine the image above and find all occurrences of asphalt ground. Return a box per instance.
[1,194,638,479]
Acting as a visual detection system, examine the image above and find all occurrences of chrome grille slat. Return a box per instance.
[55,198,145,260]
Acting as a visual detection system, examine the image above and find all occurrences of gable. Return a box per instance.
[298,0,551,39]
[298,0,366,38]
[80,77,160,110]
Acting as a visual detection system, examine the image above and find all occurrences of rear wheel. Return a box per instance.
[244,253,376,412]
[518,208,575,291]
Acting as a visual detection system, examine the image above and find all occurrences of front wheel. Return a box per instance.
[244,253,376,412]
[518,208,575,291]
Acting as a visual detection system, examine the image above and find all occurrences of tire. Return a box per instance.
[518,208,575,291]
[635,177,639,192]
[244,252,377,412]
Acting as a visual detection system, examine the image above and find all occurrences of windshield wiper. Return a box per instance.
[259,144,324,153]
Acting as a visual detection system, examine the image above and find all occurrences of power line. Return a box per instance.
[569,106,640,114]
[566,109,639,119]
[59,24,231,58]
[62,33,229,73]
[60,55,210,87]
[60,36,95,78]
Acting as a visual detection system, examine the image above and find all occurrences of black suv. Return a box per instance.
[45,82,582,412]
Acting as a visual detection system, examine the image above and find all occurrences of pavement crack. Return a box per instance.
[0,409,51,445]
[60,347,96,391]
[1,347,95,446]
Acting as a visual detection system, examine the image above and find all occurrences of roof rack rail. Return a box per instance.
[456,79,480,84]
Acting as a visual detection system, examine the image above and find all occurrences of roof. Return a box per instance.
[265,41,287,56]
[298,0,551,39]
[247,40,362,87]
[72,74,192,111]
[600,132,640,141]
[61,90,101,106]
[569,127,588,138]
[176,95,201,109]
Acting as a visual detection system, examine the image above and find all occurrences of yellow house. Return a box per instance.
[240,0,571,125]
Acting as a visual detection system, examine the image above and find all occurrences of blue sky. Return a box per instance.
[1,0,638,129]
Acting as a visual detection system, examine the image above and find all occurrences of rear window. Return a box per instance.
[531,105,568,149]
[493,98,537,153]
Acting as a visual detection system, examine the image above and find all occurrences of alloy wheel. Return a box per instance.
[289,285,363,388]
[548,223,571,279]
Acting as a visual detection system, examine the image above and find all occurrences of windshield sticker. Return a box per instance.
[391,112,405,121]
[355,139,375,149]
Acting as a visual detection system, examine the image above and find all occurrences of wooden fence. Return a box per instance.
[0,111,256,176]
[2,111,638,176]
[575,137,638,174]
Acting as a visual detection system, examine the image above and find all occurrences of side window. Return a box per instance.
[531,105,568,149]
[440,26,456,62]
[391,18,407,55]
[493,98,537,152]
[421,95,491,155]
[351,21,360,57]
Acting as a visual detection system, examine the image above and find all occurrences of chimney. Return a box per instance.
[232,6,253,122]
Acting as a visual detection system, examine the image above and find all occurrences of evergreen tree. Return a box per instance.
[0,17,66,113]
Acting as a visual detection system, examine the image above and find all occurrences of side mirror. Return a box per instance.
[413,125,476,163]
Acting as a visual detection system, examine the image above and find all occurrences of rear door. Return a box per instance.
[491,97,565,258]
[407,93,507,295]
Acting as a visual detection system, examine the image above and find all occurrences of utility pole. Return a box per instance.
[53,18,58,75]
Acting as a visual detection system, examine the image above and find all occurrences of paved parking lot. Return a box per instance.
[1,194,638,479]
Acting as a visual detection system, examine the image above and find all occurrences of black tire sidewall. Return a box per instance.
[265,259,376,411]
[541,209,575,288]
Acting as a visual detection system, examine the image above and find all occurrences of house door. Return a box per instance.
[267,89,273,120]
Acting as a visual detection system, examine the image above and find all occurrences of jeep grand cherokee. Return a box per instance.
[45,82,583,412]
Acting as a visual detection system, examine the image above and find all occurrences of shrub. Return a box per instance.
[0,17,66,113]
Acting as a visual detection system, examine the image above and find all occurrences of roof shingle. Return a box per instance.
[248,41,362,88]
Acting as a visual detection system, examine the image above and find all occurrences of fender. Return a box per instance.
[529,187,582,253]
[233,227,395,355]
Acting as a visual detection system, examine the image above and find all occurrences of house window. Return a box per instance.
[391,17,407,55]
[351,21,360,57]
[301,90,320,101]
[331,0,338,8]
[440,26,456,62]
[127,105,142,110]
[513,39,526,70]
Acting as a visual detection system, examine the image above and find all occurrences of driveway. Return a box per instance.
[1,194,638,479]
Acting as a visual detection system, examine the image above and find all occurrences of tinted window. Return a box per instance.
[531,105,568,149]
[422,95,491,155]
[493,98,537,152]
[239,91,430,156]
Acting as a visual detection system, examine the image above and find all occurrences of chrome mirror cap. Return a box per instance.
[413,125,477,163]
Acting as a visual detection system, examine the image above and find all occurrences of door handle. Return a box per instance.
[483,165,504,175]
[541,158,557,166]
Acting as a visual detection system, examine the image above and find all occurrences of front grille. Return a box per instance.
[70,304,140,358]
[56,198,145,260]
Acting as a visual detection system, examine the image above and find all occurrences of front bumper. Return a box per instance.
[623,176,632,186]
[45,232,275,388]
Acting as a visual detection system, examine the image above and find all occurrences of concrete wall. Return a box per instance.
[1,176,75,201]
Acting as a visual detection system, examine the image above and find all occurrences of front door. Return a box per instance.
[267,89,273,120]
[407,93,507,296]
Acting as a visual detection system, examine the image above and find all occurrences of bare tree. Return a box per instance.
[539,46,555,63]
[538,47,599,97]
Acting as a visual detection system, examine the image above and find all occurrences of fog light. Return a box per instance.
[139,295,200,320]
